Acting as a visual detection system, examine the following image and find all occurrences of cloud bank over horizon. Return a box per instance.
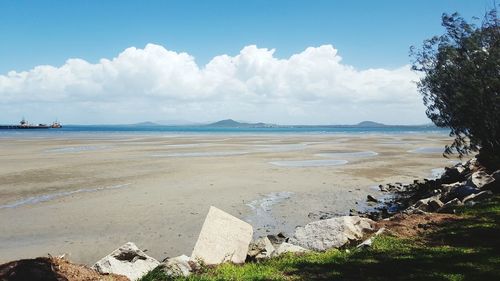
[0,43,426,125]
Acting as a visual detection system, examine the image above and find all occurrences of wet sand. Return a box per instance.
[0,133,458,264]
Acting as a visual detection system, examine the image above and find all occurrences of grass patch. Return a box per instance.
[141,195,500,281]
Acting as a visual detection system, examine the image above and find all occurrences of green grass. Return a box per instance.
[141,195,500,281]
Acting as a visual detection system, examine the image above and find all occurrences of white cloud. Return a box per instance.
[0,43,426,124]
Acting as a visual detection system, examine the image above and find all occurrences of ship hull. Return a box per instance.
[0,125,50,129]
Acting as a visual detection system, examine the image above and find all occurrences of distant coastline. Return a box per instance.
[130,119,438,128]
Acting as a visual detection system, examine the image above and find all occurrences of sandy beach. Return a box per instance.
[0,133,459,265]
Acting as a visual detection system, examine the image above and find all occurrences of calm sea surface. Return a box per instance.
[0,125,448,138]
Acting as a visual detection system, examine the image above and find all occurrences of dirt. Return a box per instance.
[0,256,129,281]
[375,212,461,239]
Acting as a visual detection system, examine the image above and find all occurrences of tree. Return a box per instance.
[411,7,500,169]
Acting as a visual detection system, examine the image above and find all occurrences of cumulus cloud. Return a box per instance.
[0,44,426,124]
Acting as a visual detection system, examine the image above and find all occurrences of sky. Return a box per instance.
[0,0,494,125]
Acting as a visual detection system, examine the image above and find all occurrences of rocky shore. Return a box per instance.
[1,156,498,281]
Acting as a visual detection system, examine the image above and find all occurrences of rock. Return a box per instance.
[378,184,389,192]
[467,158,480,170]
[470,171,495,189]
[92,242,160,281]
[366,195,378,203]
[247,237,275,260]
[413,198,431,212]
[357,227,385,248]
[491,170,500,191]
[191,206,253,265]
[428,198,444,211]
[442,184,479,202]
[271,242,309,256]
[289,216,374,251]
[267,232,288,247]
[438,198,463,213]
[440,167,463,184]
[413,196,442,212]
[463,190,493,204]
[455,163,467,174]
[160,255,192,277]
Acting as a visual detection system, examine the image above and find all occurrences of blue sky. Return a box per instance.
[1,0,491,73]
[0,0,494,124]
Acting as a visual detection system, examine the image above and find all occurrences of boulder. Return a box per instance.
[442,184,479,202]
[160,255,192,277]
[427,198,444,211]
[247,237,275,260]
[271,242,309,256]
[438,198,463,213]
[470,171,496,189]
[413,196,442,212]
[440,167,463,184]
[463,190,493,204]
[289,216,374,251]
[92,242,160,281]
[191,206,253,265]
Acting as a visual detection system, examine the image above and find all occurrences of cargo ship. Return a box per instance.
[0,118,62,129]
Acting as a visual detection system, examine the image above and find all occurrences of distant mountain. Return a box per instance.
[133,120,202,126]
[134,121,160,126]
[355,121,386,127]
[207,119,275,128]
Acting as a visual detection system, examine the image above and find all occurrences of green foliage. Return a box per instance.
[410,8,500,167]
[140,196,500,281]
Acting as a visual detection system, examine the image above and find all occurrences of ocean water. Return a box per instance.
[0,124,448,138]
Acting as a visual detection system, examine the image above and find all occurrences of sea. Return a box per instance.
[0,125,448,138]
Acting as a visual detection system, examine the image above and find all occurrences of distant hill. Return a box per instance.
[207,119,275,128]
[133,120,202,126]
[134,121,159,126]
[355,121,386,127]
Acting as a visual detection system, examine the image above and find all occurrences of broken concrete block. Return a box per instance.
[92,242,160,281]
[191,206,253,265]
[247,237,275,260]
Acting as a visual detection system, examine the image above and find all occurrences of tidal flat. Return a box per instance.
[0,133,457,265]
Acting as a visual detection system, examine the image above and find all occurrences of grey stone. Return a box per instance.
[271,242,309,256]
[463,190,493,204]
[428,198,444,211]
[442,184,479,202]
[440,167,463,184]
[92,242,160,281]
[289,216,374,251]
[438,198,463,213]
[413,196,441,212]
[161,255,192,277]
[470,171,495,189]
[247,237,275,260]
[191,206,253,265]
